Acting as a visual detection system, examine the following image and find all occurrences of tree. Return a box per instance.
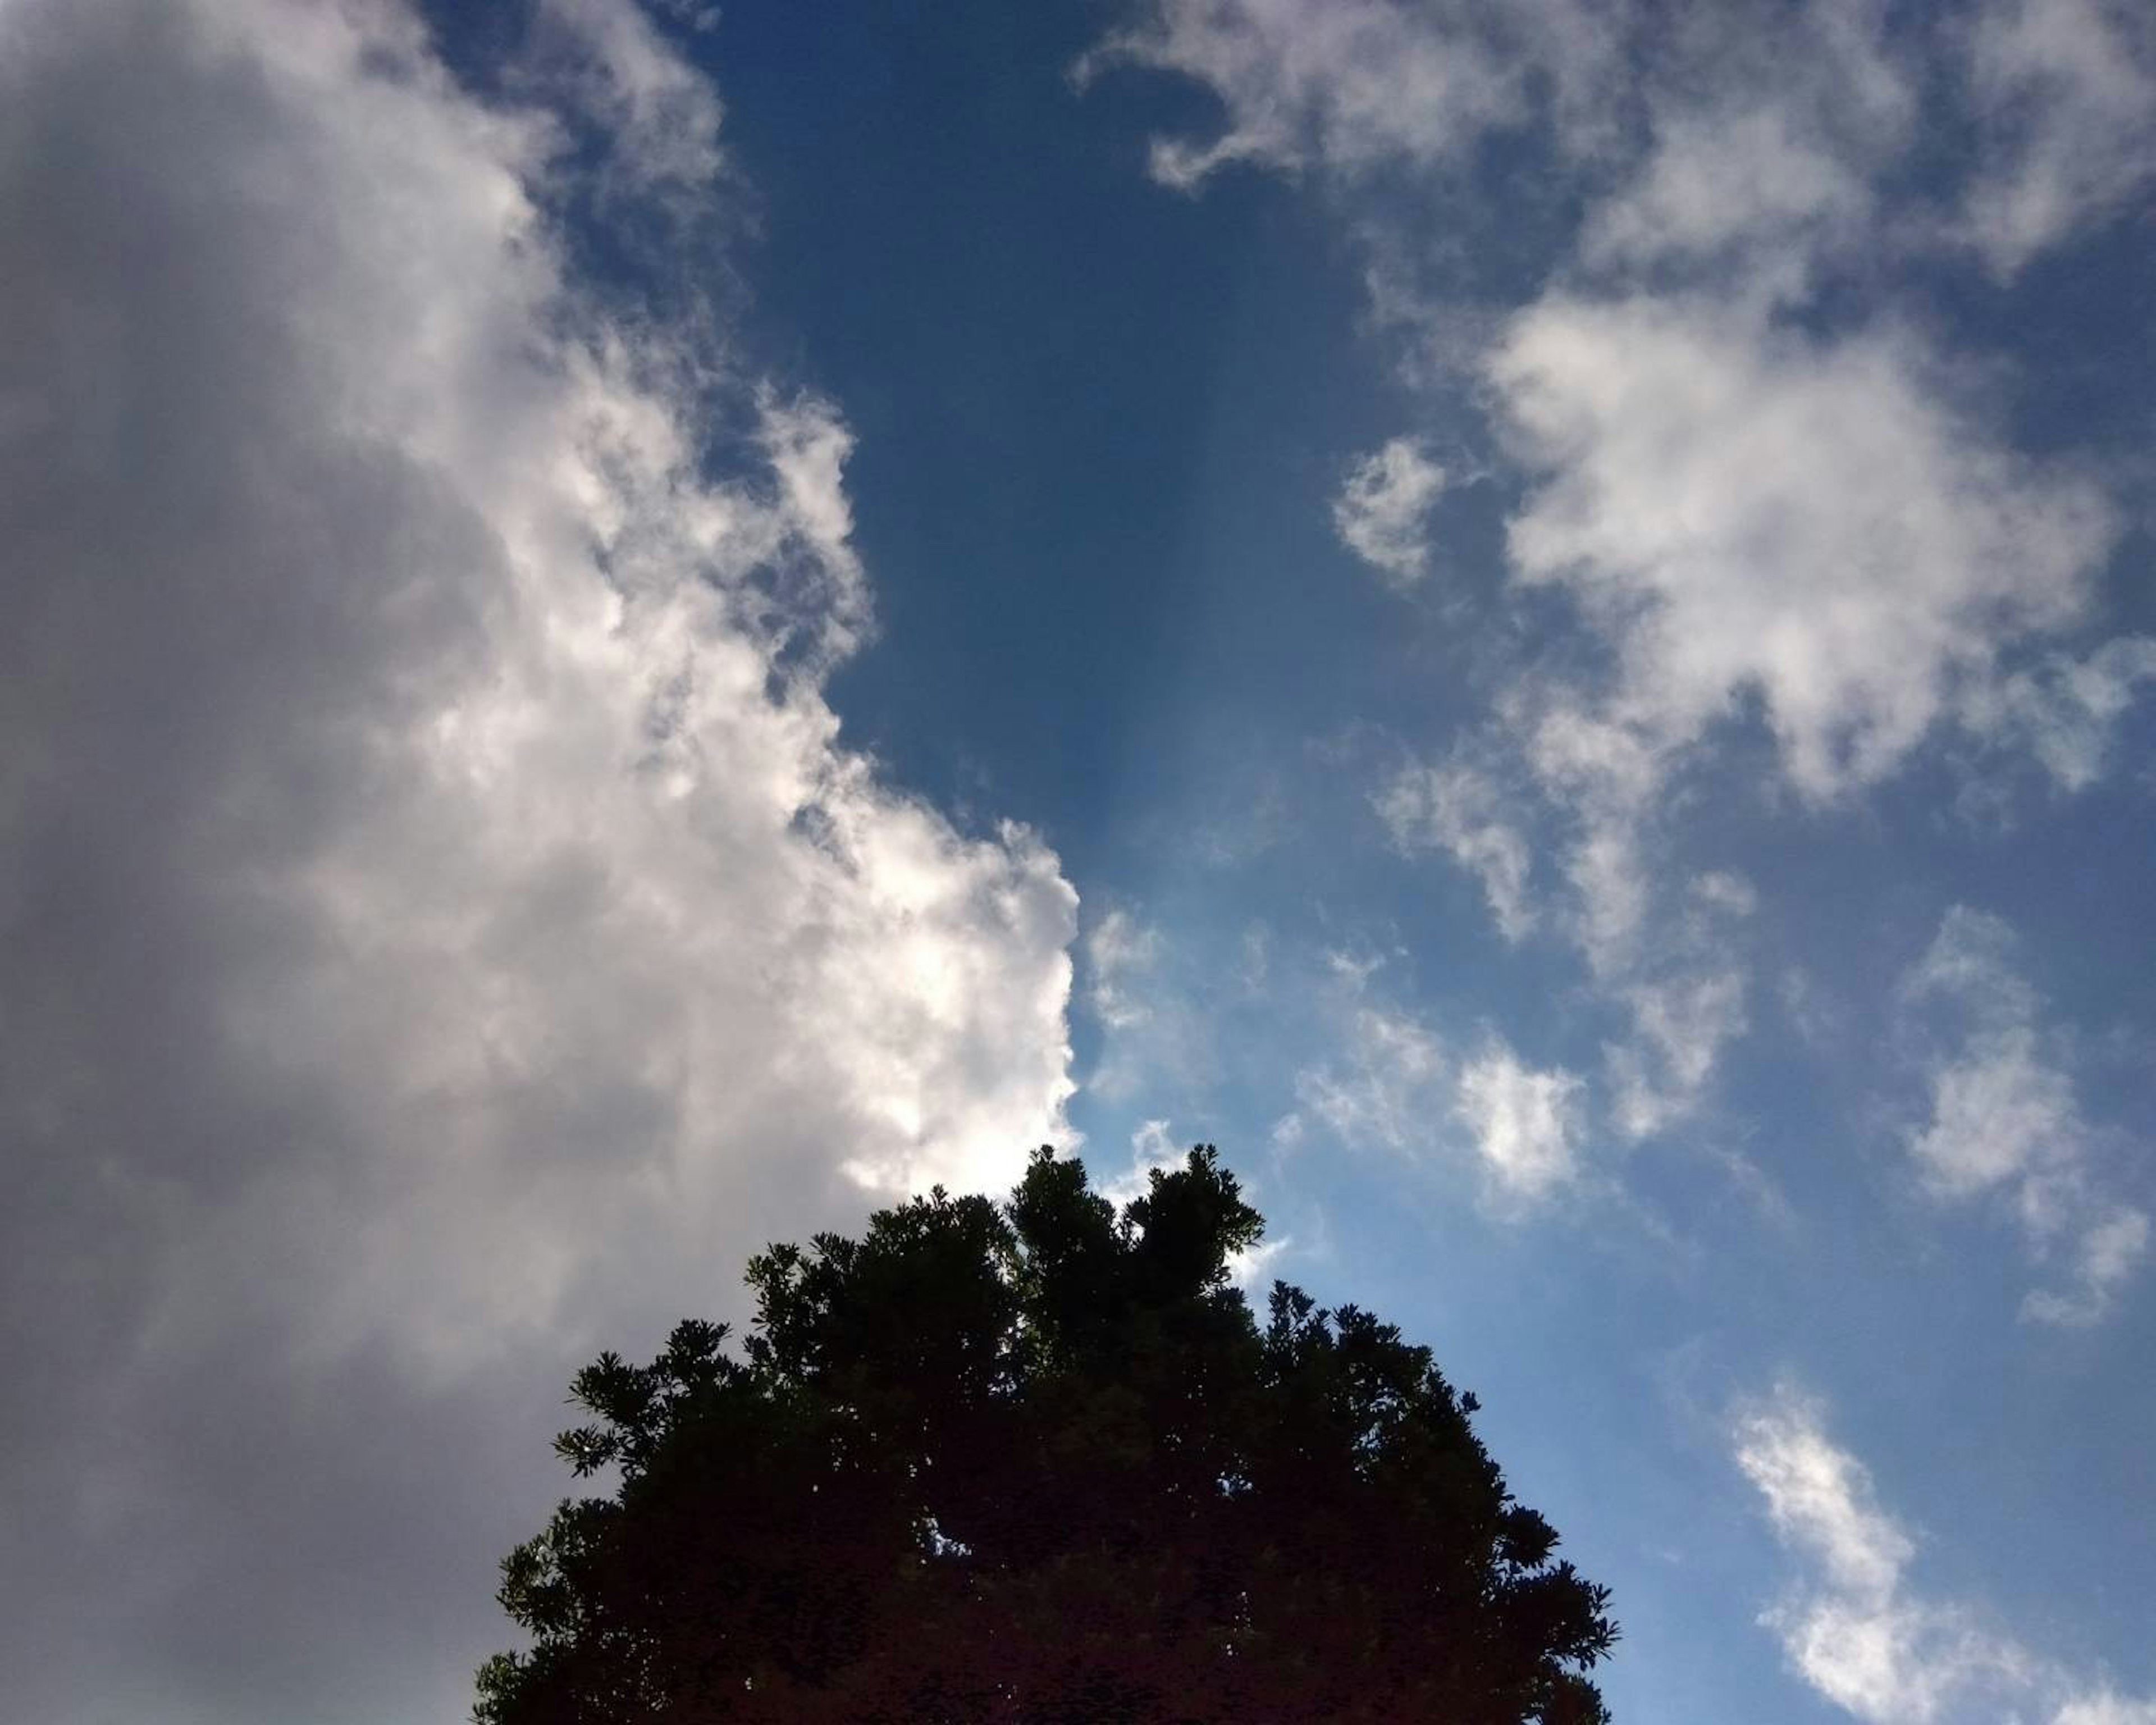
[476,1147,1616,1723]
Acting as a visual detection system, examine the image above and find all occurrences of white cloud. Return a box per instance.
[1903,902,2040,1019]
[1961,0,2156,275]
[1491,294,2117,801]
[1290,998,1599,1214]
[1900,909,2146,1323]
[1333,436,1447,585]
[1086,907,1164,1030]
[1738,1388,2155,1725]
[1608,965,1750,1142]
[1095,3,2152,1165]
[1094,0,2148,822]
[1227,1232,1294,1290]
[1736,1391,1914,1601]
[1735,1389,2031,1722]
[2057,1696,2156,1725]
[1454,1039,1587,1203]
[1560,815,1653,973]
[1583,106,1867,277]
[1377,754,1537,938]
[1970,636,2156,791]
[1515,699,1669,823]
[2020,1205,2151,1329]
[1380,734,1754,1140]
[1098,0,2150,1184]
[1908,1024,2076,1198]
[1077,0,1559,190]
[1592,866,1755,1141]
[1392,699,1760,1144]
[1292,1002,1449,1156]
[1581,0,1912,285]
[1433,298,2112,1140]
[529,0,728,198]
[0,2,1075,1717]
[1102,1116,1185,1206]
[1098,0,2156,281]
[1901,911,2074,1201]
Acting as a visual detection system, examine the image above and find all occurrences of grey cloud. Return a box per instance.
[0,3,1075,1719]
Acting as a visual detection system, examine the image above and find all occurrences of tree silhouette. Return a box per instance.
[476,1147,1616,1723]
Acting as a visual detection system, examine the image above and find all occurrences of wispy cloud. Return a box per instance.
[1492,294,2114,802]
[529,0,729,199]
[1898,909,2146,1325]
[1966,637,2156,792]
[1737,1386,2154,1723]
[1377,751,1537,938]
[1453,1038,1588,1205]
[1075,0,1605,190]
[1085,907,1165,1032]
[1579,0,1912,287]
[1960,0,2156,276]
[1292,1000,1451,1157]
[1332,436,1448,586]
[1094,0,2154,1176]
[1735,1388,2034,1722]
[1283,974,1601,1216]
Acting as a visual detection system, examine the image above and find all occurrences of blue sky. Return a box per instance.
[3,2,2153,1721]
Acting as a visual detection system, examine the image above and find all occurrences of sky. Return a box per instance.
[2,1,2153,1721]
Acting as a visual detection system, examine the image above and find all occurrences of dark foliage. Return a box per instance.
[477,1147,1616,1723]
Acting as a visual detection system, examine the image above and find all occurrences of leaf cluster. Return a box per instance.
[477,1147,1615,1723]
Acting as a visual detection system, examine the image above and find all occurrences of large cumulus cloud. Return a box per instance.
[0,2,1075,1718]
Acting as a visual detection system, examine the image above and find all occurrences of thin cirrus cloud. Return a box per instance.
[1080,906,1225,1108]
[1103,0,2156,273]
[1377,750,1538,939]
[1080,919,1600,1220]
[1283,981,1593,1213]
[1898,907,2148,1325]
[1077,0,1540,189]
[1289,991,1450,1160]
[1736,1387,2154,1724]
[0,1,1074,1718]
